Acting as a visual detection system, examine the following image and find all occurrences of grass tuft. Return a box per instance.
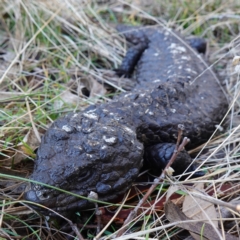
[0,0,240,239]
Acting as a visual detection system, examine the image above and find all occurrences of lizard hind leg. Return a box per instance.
[144,143,204,179]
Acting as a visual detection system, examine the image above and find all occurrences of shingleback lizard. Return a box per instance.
[24,25,227,215]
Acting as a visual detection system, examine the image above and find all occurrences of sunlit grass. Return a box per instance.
[0,0,240,239]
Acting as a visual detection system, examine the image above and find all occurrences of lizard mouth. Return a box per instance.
[24,183,57,213]
[24,183,91,216]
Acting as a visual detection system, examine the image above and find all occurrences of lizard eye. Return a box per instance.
[67,168,92,183]
[78,170,91,181]
[36,189,51,200]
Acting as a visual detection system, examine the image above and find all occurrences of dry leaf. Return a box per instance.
[219,197,240,220]
[2,51,16,62]
[1,129,40,166]
[88,77,106,98]
[54,90,80,110]
[76,77,106,98]
[0,167,27,195]
[166,166,175,176]
[54,77,106,110]
[165,201,238,240]
[166,185,181,202]
[182,183,218,240]
[11,129,40,165]
[232,56,240,66]
[0,59,19,87]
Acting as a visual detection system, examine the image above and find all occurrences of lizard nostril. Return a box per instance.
[24,190,39,202]
[41,192,49,199]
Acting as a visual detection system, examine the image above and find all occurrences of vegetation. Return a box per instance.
[0,0,240,239]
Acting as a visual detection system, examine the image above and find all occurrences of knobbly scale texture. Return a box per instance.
[24,25,227,215]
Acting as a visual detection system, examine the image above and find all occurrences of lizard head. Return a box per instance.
[24,111,144,216]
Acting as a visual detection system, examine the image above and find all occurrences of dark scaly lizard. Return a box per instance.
[24,25,227,215]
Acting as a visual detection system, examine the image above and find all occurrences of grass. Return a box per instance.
[0,0,240,239]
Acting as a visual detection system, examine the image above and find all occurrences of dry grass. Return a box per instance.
[0,0,240,239]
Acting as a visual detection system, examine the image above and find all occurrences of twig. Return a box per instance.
[176,124,185,149]
[25,97,41,142]
[70,223,85,240]
[28,203,85,240]
[0,200,5,227]
[116,126,189,237]
[45,209,85,240]
[95,190,131,240]
[88,191,102,234]
[95,209,102,234]
[186,186,240,212]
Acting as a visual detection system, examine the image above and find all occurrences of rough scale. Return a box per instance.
[24,25,227,215]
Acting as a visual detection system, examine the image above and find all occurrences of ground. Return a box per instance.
[0,0,240,239]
